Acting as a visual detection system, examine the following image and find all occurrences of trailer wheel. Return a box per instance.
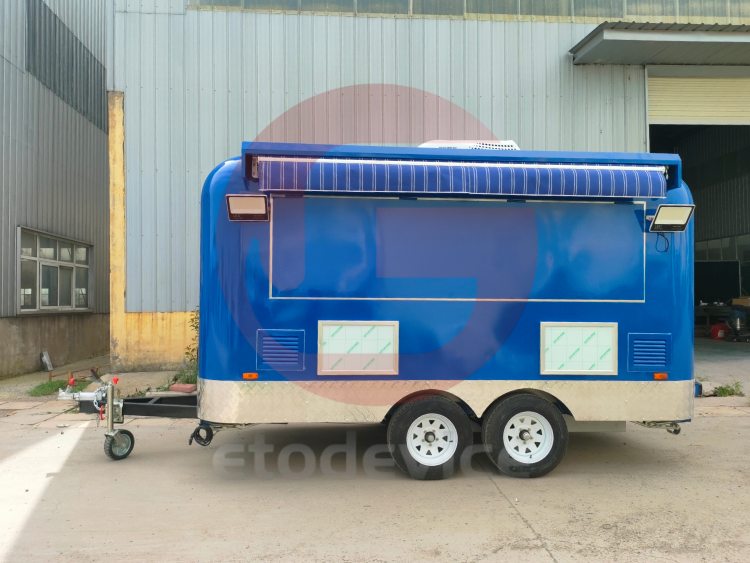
[482,394,567,478]
[387,396,472,480]
[104,430,135,461]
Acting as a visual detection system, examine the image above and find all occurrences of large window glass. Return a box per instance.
[699,234,750,295]
[300,0,353,12]
[17,228,92,313]
[707,239,722,261]
[20,260,38,310]
[21,231,37,257]
[695,241,708,261]
[75,268,89,308]
[626,0,677,18]
[357,0,408,13]
[39,236,57,260]
[413,0,464,15]
[41,265,59,307]
[75,245,89,265]
[59,241,74,262]
[59,267,73,307]
[737,234,750,262]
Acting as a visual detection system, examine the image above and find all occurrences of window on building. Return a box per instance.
[357,0,408,13]
[300,0,354,12]
[413,0,464,16]
[698,234,750,295]
[626,0,677,18]
[17,228,92,313]
[190,0,750,21]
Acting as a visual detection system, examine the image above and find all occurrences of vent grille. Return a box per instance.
[257,330,304,371]
[628,334,671,370]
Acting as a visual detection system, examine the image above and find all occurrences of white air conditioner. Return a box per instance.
[419,140,520,151]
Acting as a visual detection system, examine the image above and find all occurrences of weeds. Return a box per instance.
[29,379,88,397]
[175,308,199,385]
[713,381,744,397]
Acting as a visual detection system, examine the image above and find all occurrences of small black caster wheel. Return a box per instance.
[104,429,135,460]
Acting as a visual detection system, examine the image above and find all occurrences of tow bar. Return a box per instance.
[58,377,208,460]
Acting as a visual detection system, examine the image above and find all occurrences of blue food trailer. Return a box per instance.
[68,141,694,479]
[188,141,695,480]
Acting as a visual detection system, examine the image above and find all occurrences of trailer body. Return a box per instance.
[197,142,693,433]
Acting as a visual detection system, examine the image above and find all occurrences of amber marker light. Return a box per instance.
[654,372,668,381]
[242,372,259,380]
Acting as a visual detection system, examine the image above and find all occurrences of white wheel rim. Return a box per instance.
[406,413,459,467]
[502,411,554,464]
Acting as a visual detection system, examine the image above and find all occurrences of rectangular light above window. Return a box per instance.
[226,195,269,221]
[649,204,695,232]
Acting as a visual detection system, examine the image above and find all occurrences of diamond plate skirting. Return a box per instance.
[197,379,694,424]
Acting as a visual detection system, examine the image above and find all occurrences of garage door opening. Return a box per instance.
[651,125,750,335]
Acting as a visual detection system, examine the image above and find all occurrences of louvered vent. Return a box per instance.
[257,330,305,371]
[628,334,671,371]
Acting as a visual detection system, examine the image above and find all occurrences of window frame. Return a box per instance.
[16,227,93,315]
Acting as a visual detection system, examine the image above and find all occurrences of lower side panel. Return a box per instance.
[198,378,694,424]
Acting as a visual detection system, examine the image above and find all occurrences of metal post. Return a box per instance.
[106,382,114,432]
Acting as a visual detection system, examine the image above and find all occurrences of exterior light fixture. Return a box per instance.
[226,194,269,221]
[648,204,694,232]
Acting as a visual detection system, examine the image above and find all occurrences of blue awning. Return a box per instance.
[258,157,667,199]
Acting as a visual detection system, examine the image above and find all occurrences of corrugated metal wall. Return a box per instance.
[0,0,109,317]
[109,2,649,313]
[672,126,750,242]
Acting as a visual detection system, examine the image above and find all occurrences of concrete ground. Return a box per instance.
[0,395,748,562]
[0,339,748,562]
[694,336,750,388]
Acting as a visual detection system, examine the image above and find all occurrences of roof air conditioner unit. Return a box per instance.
[419,140,520,151]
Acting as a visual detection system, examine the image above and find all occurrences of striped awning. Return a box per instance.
[257,156,667,199]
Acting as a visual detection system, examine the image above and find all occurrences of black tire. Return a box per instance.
[482,393,567,478]
[387,395,472,480]
[104,430,135,461]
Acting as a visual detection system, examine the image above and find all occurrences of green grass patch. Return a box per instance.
[175,307,199,385]
[28,379,89,397]
[714,382,744,397]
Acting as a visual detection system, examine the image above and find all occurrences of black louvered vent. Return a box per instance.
[629,335,670,370]
[257,330,304,371]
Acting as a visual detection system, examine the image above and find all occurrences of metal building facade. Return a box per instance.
[0,0,109,375]
[108,2,649,314]
[106,1,750,369]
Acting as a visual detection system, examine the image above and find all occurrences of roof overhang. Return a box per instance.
[570,22,750,65]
